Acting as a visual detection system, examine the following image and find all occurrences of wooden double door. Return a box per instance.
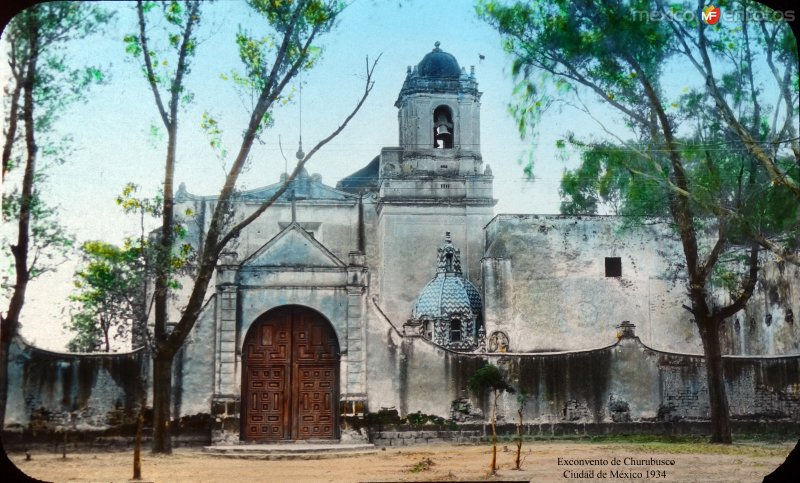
[241,306,339,441]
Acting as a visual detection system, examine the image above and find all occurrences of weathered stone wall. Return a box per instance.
[371,428,484,446]
[489,337,800,426]
[364,308,486,417]
[5,326,799,443]
[362,329,800,428]
[173,295,217,418]
[4,337,147,433]
[370,421,800,446]
[482,214,800,355]
[374,204,493,336]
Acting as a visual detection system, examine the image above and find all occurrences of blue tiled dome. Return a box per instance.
[411,233,483,321]
[412,272,482,320]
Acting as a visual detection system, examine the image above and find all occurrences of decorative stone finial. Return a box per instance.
[434,41,441,51]
[616,321,636,339]
[296,136,305,160]
[437,232,461,273]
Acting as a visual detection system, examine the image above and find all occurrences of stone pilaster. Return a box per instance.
[344,252,368,397]
[215,252,239,397]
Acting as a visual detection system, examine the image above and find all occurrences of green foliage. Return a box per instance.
[67,184,197,352]
[4,2,112,173]
[2,2,109,304]
[409,458,435,473]
[515,389,529,409]
[124,0,202,109]
[469,363,515,395]
[481,0,798,269]
[200,111,227,160]
[116,182,162,217]
[478,0,672,150]
[115,182,195,283]
[66,312,104,353]
[403,411,448,426]
[365,408,453,427]
[1,191,73,288]
[67,240,146,352]
[224,0,342,122]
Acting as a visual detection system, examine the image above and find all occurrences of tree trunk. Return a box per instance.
[103,320,110,353]
[151,354,173,454]
[0,328,13,429]
[1,13,39,431]
[133,396,145,479]
[698,318,732,444]
[489,390,498,475]
[515,406,522,470]
[1,75,22,181]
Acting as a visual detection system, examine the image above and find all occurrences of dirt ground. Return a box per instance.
[6,441,794,483]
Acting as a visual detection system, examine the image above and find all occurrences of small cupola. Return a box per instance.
[405,232,484,351]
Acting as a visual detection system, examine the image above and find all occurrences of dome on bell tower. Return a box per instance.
[396,42,479,102]
[416,42,461,78]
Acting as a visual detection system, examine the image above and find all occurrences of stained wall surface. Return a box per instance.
[482,214,800,355]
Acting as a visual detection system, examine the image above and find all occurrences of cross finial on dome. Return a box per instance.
[434,41,441,51]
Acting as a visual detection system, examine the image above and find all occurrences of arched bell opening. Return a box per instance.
[240,305,340,442]
[433,105,454,149]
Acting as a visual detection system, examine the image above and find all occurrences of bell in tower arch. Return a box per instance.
[433,105,454,149]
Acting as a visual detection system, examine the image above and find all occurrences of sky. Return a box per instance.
[3,0,589,350]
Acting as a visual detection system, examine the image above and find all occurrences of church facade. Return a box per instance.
[4,45,799,443]
[163,44,799,442]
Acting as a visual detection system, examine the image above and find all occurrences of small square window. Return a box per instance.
[605,257,622,277]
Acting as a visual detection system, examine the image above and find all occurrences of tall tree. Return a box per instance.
[479,0,798,443]
[66,240,146,353]
[469,364,515,475]
[126,0,377,452]
[0,2,109,429]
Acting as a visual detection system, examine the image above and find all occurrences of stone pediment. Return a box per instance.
[241,222,345,268]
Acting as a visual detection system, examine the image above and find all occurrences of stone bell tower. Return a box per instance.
[374,42,495,322]
[396,41,482,155]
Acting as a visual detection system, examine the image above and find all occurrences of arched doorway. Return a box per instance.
[241,306,340,441]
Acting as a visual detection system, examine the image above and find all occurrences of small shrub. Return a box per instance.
[409,458,435,473]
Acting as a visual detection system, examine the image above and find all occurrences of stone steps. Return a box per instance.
[201,443,377,460]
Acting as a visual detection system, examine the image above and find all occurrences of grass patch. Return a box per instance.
[502,434,795,458]
[585,434,708,445]
[564,434,793,457]
[409,457,435,473]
